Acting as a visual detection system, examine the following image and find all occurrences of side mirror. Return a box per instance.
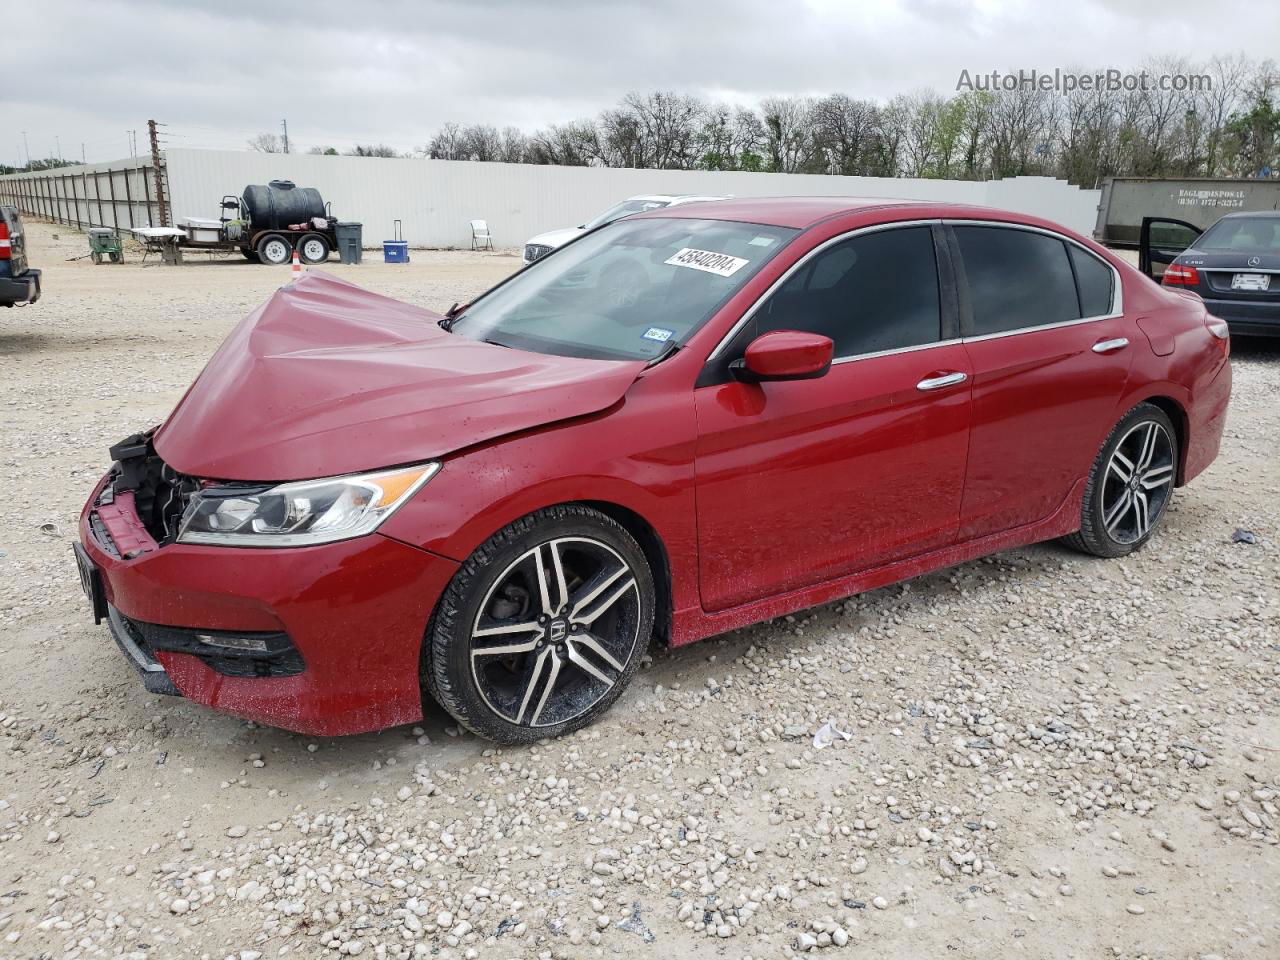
[730,330,833,383]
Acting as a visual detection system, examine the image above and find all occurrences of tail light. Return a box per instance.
[1162,264,1199,286]
[1206,314,1230,357]
[0,220,10,260]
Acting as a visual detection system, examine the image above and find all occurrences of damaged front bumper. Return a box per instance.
[75,436,460,736]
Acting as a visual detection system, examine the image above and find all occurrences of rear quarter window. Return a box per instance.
[955,226,1081,336]
[1068,245,1115,317]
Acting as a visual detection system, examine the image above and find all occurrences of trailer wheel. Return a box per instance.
[256,234,293,266]
[298,234,330,265]
[241,247,260,263]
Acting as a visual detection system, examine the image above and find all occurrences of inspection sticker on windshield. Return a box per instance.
[665,247,749,277]
[642,327,674,342]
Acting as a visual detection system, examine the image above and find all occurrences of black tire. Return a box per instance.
[91,251,102,265]
[1062,402,1178,558]
[241,248,260,262]
[256,234,293,266]
[297,233,330,264]
[425,505,655,744]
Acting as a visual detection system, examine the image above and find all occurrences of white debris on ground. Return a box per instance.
[0,221,1276,959]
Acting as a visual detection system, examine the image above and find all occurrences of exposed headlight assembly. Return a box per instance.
[177,463,439,547]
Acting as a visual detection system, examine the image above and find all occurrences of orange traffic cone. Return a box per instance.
[291,248,302,278]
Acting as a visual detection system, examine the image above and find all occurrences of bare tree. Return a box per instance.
[760,96,817,173]
[1200,53,1252,175]
[811,94,880,175]
[248,133,282,153]
[426,123,466,160]
[404,58,1278,186]
[346,144,400,158]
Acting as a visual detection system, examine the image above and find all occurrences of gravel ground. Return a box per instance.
[0,221,1277,960]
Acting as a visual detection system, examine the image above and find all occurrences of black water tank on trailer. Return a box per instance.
[241,180,326,231]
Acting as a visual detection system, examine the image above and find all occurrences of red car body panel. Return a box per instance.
[692,343,973,610]
[153,272,647,482]
[79,473,458,734]
[78,198,1231,735]
[957,317,1135,540]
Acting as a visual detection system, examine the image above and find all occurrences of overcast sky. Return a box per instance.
[8,0,1278,166]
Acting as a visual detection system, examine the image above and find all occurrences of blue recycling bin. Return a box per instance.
[383,220,409,263]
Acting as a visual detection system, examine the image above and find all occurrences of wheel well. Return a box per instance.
[581,500,673,648]
[1140,395,1189,485]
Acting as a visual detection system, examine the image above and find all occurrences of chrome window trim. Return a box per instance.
[944,219,1125,341]
[705,216,1128,368]
[705,219,945,364]
[831,337,962,366]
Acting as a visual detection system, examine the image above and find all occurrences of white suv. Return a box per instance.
[522,194,726,266]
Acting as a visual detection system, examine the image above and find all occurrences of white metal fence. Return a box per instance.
[0,158,168,231]
[1,148,1102,248]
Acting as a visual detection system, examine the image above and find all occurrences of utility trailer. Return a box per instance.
[136,180,341,265]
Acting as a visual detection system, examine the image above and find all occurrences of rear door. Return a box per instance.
[951,223,1133,541]
[1139,216,1202,280]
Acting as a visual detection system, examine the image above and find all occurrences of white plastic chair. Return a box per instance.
[470,219,493,251]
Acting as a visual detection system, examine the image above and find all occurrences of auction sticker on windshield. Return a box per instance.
[664,248,750,278]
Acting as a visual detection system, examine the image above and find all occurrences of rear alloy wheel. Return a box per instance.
[426,505,654,744]
[1064,403,1178,558]
[256,234,293,265]
[298,233,330,264]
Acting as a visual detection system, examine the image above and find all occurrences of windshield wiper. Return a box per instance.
[437,302,464,332]
[645,341,681,367]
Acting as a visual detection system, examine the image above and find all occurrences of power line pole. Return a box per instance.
[281,118,289,154]
[21,131,29,167]
[147,119,169,227]
[81,143,86,164]
[55,136,62,162]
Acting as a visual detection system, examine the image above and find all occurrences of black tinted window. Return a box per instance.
[758,226,941,356]
[1068,245,1114,317]
[956,226,1080,335]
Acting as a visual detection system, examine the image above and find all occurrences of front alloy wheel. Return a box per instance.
[426,506,654,743]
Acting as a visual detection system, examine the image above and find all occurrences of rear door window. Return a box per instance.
[954,226,1081,336]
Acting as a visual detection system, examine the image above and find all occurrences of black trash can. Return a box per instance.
[335,222,363,264]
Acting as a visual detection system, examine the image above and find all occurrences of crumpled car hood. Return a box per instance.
[153,271,646,482]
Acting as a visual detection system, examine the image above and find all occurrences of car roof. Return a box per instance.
[632,195,1101,234]
[633,195,944,228]
[625,194,724,204]
[1218,210,1280,219]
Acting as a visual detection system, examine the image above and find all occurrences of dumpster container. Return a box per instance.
[335,222,363,264]
[383,220,409,263]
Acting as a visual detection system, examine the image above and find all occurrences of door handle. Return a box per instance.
[1091,337,1129,354]
[916,371,967,391]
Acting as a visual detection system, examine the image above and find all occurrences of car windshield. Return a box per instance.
[1197,216,1280,253]
[452,217,798,361]
[582,198,671,230]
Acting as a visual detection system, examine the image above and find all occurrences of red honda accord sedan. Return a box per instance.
[75,198,1231,743]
